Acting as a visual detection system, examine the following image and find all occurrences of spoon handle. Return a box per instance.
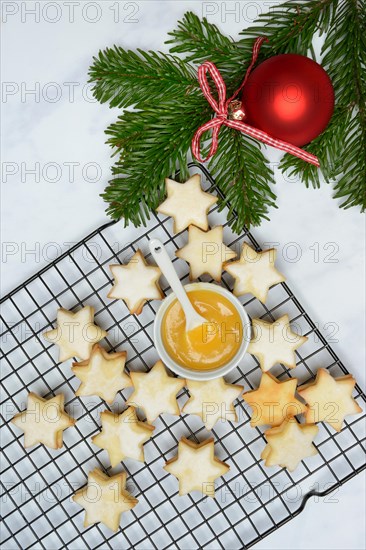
[149,239,196,316]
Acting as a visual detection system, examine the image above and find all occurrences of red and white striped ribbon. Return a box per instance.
[191,37,320,167]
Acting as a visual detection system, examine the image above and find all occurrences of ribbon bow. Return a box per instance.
[192,37,320,167]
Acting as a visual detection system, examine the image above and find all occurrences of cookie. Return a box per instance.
[12,393,75,449]
[126,360,185,423]
[164,437,229,497]
[73,468,138,532]
[298,368,362,431]
[176,225,236,281]
[72,344,131,404]
[242,372,307,427]
[261,418,318,471]
[92,407,154,466]
[224,242,285,303]
[248,314,308,372]
[43,306,107,362]
[182,377,243,430]
[156,174,217,234]
[108,249,163,315]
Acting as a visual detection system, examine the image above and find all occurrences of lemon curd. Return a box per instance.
[161,289,243,371]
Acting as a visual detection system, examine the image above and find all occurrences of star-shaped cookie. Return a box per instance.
[242,372,307,427]
[12,393,75,449]
[298,368,362,431]
[157,174,217,234]
[176,225,236,281]
[126,360,185,423]
[224,242,285,303]
[164,437,229,497]
[261,418,318,471]
[73,468,138,532]
[182,377,243,430]
[43,306,107,362]
[108,249,163,315]
[92,407,154,466]
[72,344,131,404]
[248,315,308,371]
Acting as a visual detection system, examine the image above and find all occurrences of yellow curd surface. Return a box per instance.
[161,289,243,371]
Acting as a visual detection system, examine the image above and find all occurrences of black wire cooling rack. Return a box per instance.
[1,164,365,550]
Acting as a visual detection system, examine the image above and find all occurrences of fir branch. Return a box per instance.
[323,0,366,107]
[91,5,365,230]
[166,11,242,69]
[208,126,276,230]
[89,47,198,109]
[280,0,366,211]
[101,94,211,225]
[240,0,338,56]
[322,0,366,211]
[333,113,366,209]
[166,11,254,92]
[279,106,351,187]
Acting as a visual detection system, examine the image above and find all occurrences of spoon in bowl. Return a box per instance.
[149,238,207,332]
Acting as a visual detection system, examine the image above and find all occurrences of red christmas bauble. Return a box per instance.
[241,54,334,146]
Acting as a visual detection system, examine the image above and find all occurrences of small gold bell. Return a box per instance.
[228,100,246,121]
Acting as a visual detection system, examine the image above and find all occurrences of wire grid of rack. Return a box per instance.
[1,164,365,550]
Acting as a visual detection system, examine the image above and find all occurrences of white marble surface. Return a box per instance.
[1,1,365,549]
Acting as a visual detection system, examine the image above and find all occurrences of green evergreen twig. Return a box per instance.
[89,1,366,230]
[101,94,210,225]
[89,48,198,109]
[279,0,366,211]
[324,0,366,210]
[208,127,277,230]
[240,0,338,55]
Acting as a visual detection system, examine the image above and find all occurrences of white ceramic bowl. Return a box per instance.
[154,282,251,381]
